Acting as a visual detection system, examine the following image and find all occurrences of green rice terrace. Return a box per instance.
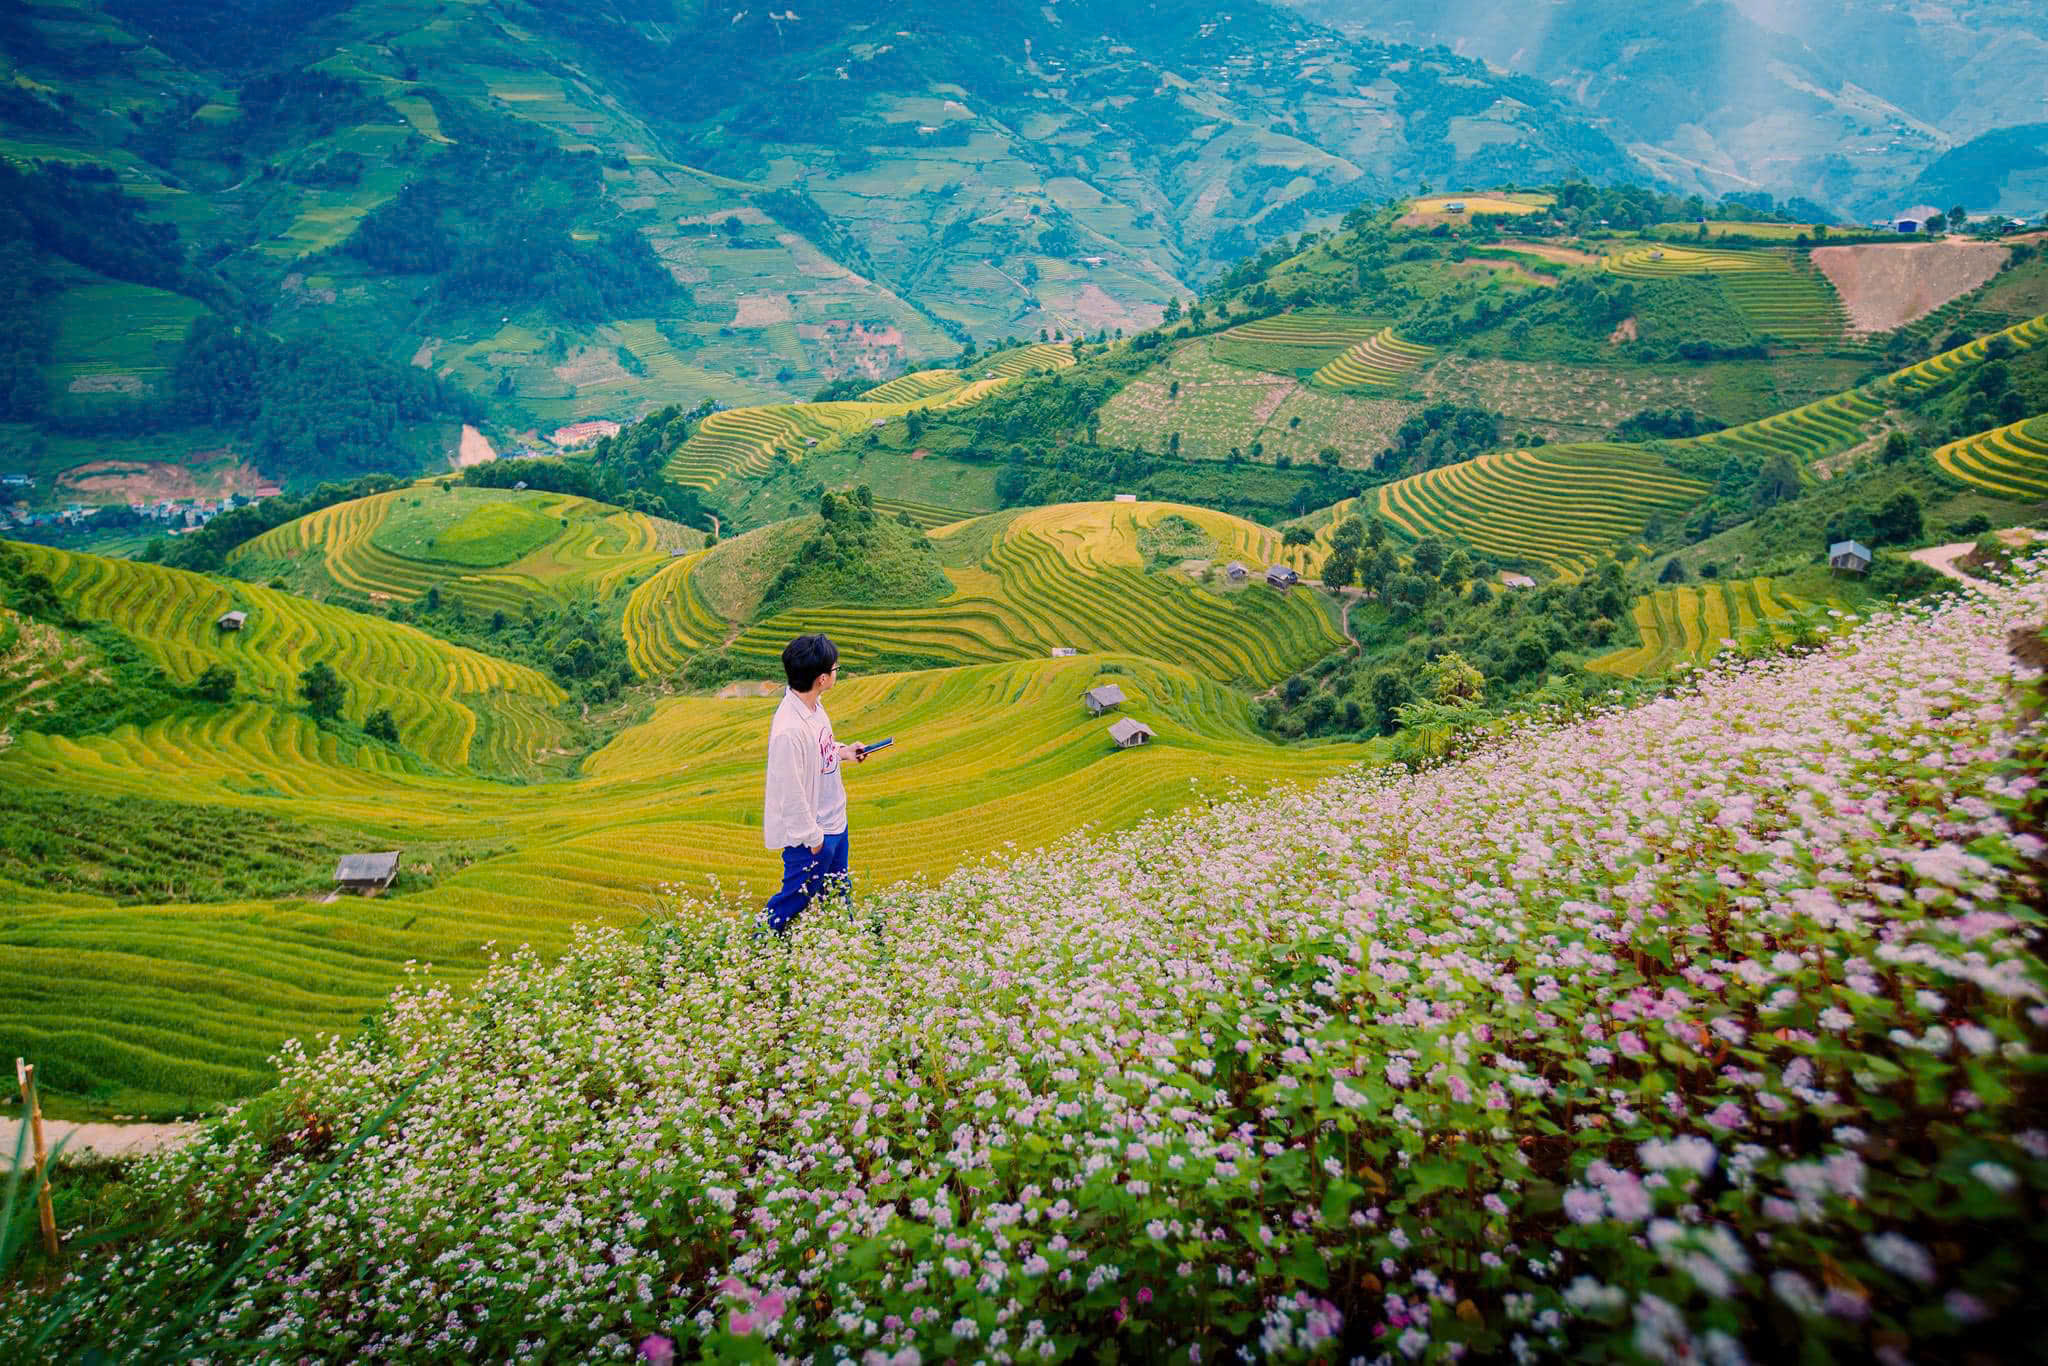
[1588,576,1817,675]
[0,639,1365,1115]
[662,344,1074,494]
[1308,328,1436,393]
[228,485,700,614]
[624,501,1338,686]
[1934,414,2048,499]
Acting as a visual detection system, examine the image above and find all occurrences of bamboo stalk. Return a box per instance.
[14,1059,58,1259]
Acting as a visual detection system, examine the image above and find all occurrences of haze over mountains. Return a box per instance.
[1285,0,2048,218]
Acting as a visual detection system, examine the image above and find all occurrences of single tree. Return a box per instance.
[300,661,344,722]
[192,664,236,703]
[1873,490,1923,544]
[365,708,400,744]
[1281,524,1316,547]
[1318,446,1342,468]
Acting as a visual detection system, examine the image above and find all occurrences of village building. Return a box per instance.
[1113,493,1137,503]
[1499,572,1536,590]
[1224,561,1248,580]
[1892,205,1942,234]
[1107,718,1154,749]
[0,473,33,491]
[1265,565,1300,589]
[1829,539,1873,574]
[1049,646,1077,657]
[216,610,248,631]
[1081,683,1125,716]
[334,851,402,895]
[549,419,621,449]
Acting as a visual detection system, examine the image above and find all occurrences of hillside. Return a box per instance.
[226,482,700,614]
[625,499,1340,686]
[0,0,1645,507]
[15,564,2044,1360]
[0,650,1368,1114]
[1284,0,2048,218]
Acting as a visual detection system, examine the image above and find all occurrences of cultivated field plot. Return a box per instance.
[1602,244,1783,278]
[665,502,1343,688]
[661,344,1073,493]
[1094,343,1412,465]
[1208,311,1386,375]
[1395,192,1553,229]
[1718,269,1846,346]
[11,545,570,776]
[0,651,1366,1112]
[1588,577,1809,676]
[1374,444,1711,576]
[231,485,697,614]
[1686,387,1890,466]
[1932,415,2048,500]
[1423,357,1728,438]
[1308,328,1434,392]
[1645,220,1819,241]
[46,279,205,401]
[1889,313,2048,396]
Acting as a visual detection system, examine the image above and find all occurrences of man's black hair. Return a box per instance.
[783,633,839,691]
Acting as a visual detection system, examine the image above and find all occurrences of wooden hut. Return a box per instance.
[334,851,402,895]
[1265,565,1300,589]
[1081,683,1126,716]
[1828,539,1873,574]
[216,610,248,631]
[1108,718,1154,749]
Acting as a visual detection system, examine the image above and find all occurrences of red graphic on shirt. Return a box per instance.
[818,723,838,774]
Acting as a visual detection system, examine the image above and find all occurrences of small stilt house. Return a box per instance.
[1082,683,1126,716]
[1828,540,1873,574]
[1224,561,1248,581]
[1265,565,1300,590]
[1108,718,1154,749]
[334,851,402,895]
[216,610,248,631]
[1050,647,1078,657]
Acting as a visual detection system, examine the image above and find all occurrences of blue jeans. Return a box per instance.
[762,831,850,932]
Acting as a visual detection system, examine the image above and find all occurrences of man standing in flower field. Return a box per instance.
[761,633,865,933]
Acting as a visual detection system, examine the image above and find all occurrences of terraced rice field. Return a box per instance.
[1687,387,1890,467]
[626,503,1337,688]
[1719,270,1847,346]
[1210,312,1385,374]
[0,652,1367,1112]
[663,346,1072,493]
[1889,313,2048,396]
[11,545,569,775]
[859,369,969,403]
[1374,444,1710,576]
[1588,577,1809,676]
[1602,245,1784,278]
[1308,328,1434,392]
[620,548,729,678]
[231,486,694,613]
[872,496,977,529]
[1932,415,2048,500]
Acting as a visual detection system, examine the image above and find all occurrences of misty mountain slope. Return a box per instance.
[1283,0,2048,217]
[0,0,1638,442]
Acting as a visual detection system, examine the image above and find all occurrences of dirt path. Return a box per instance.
[2,1118,199,1167]
[1910,542,1991,590]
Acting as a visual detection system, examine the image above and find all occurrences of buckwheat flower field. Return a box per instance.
[10,572,2046,1364]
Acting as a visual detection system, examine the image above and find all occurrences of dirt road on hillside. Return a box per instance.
[2,1118,198,1167]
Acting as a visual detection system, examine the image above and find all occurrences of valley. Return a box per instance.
[1,2,2046,1354]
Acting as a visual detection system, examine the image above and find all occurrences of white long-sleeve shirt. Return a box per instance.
[762,688,847,850]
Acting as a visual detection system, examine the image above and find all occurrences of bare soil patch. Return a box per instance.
[1496,239,1604,266]
[1608,316,1639,345]
[454,425,497,468]
[552,347,633,387]
[57,456,273,503]
[66,374,146,394]
[411,337,442,369]
[732,293,795,327]
[716,679,783,699]
[1812,242,2009,332]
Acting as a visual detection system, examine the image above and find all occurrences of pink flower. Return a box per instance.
[730,1311,757,1337]
[1137,1287,1154,1305]
[639,1336,675,1366]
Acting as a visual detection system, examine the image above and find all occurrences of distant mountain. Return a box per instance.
[0,0,1637,478]
[1280,0,2048,219]
[1909,124,2048,220]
